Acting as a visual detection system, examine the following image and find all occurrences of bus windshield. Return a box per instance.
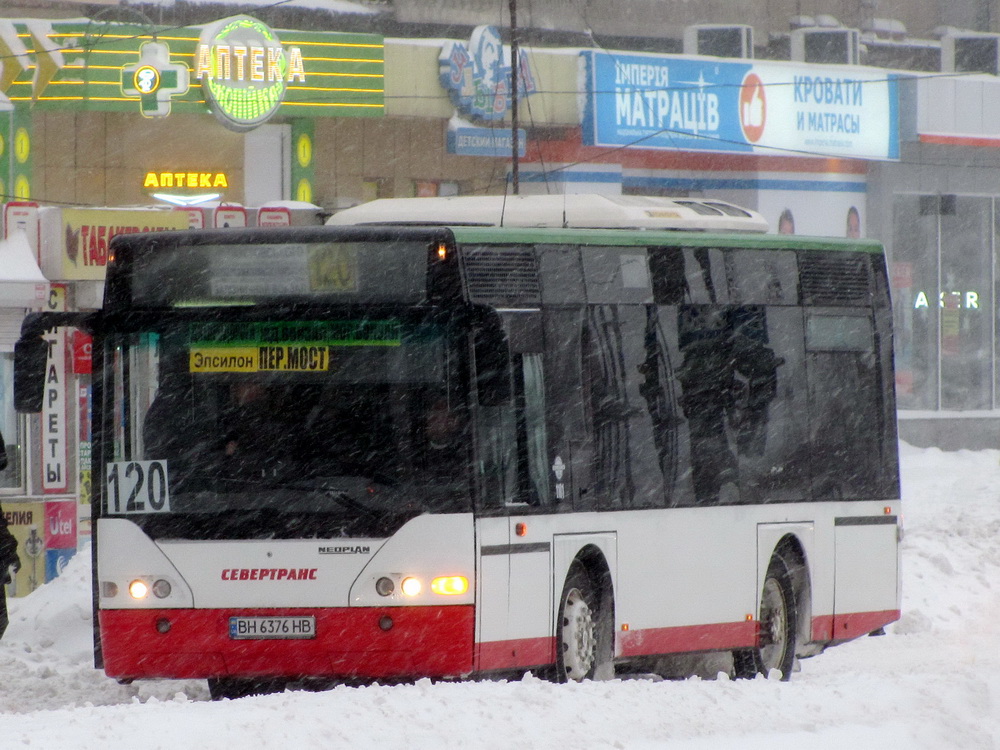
[107,315,472,540]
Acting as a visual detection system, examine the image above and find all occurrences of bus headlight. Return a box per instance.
[431,576,468,595]
[128,580,149,599]
[400,577,422,596]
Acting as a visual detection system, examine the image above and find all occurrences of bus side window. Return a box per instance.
[519,353,550,506]
[582,306,633,509]
[474,325,509,407]
[649,247,687,305]
[474,328,550,507]
[726,249,799,306]
[475,325,516,506]
[679,248,728,304]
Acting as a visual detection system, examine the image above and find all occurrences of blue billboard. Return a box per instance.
[581,50,899,161]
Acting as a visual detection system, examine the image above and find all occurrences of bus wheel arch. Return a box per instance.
[734,536,807,681]
[555,546,615,682]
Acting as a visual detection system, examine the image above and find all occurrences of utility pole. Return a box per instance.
[509,0,519,194]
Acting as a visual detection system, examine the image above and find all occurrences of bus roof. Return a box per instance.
[326,194,770,233]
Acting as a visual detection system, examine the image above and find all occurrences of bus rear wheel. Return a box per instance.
[556,561,611,682]
[734,554,797,681]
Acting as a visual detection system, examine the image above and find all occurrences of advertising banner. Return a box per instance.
[44,498,77,582]
[46,207,189,281]
[581,51,899,161]
[0,500,76,597]
[3,502,46,597]
[42,284,68,495]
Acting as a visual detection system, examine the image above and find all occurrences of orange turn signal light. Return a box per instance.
[430,576,469,595]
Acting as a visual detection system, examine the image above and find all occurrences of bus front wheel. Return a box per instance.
[556,561,612,682]
[734,554,797,681]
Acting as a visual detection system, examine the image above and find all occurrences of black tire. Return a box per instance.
[555,561,613,682]
[733,554,797,681]
[208,677,286,701]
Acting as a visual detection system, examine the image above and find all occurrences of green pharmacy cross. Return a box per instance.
[121,41,190,118]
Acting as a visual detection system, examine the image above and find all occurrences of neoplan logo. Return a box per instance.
[318,545,371,554]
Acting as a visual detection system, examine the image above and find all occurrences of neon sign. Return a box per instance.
[195,15,306,132]
[143,172,230,189]
[120,42,190,118]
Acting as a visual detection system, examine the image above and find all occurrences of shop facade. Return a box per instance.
[3,11,1000,589]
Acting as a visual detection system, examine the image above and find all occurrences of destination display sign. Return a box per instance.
[186,320,402,373]
[189,345,331,373]
[129,241,428,307]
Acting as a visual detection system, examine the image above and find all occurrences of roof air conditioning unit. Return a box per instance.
[941,32,1000,74]
[683,24,754,59]
[791,27,861,65]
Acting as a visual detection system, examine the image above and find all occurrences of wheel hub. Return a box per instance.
[561,587,595,681]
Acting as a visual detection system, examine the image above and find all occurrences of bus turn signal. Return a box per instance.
[431,576,468,595]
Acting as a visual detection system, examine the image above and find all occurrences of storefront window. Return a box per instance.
[892,194,997,412]
[892,195,939,409]
[0,353,24,492]
[940,197,992,410]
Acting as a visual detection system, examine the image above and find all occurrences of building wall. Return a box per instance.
[27,111,512,208]
[11,1,999,45]
[31,113,245,207]
[386,0,995,40]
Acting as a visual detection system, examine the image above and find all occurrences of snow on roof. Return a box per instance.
[327,194,770,233]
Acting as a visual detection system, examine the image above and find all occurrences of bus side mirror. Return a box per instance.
[14,336,49,413]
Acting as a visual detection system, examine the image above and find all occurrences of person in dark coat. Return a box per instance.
[0,430,22,639]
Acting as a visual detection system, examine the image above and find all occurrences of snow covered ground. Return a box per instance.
[0,441,996,749]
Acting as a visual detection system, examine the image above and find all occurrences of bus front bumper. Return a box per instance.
[99,605,475,681]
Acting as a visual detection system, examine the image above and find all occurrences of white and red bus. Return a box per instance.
[15,194,900,699]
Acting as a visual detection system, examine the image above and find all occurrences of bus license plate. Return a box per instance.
[229,616,316,640]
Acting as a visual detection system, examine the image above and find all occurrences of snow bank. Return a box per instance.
[0,442,996,749]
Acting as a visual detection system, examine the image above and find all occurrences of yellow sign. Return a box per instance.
[143,171,230,189]
[296,178,313,203]
[14,174,30,199]
[297,133,312,168]
[61,208,191,280]
[14,127,30,164]
[190,345,331,373]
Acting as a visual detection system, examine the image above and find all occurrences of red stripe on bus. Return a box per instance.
[812,610,900,643]
[476,637,556,671]
[617,621,757,657]
[99,606,474,681]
